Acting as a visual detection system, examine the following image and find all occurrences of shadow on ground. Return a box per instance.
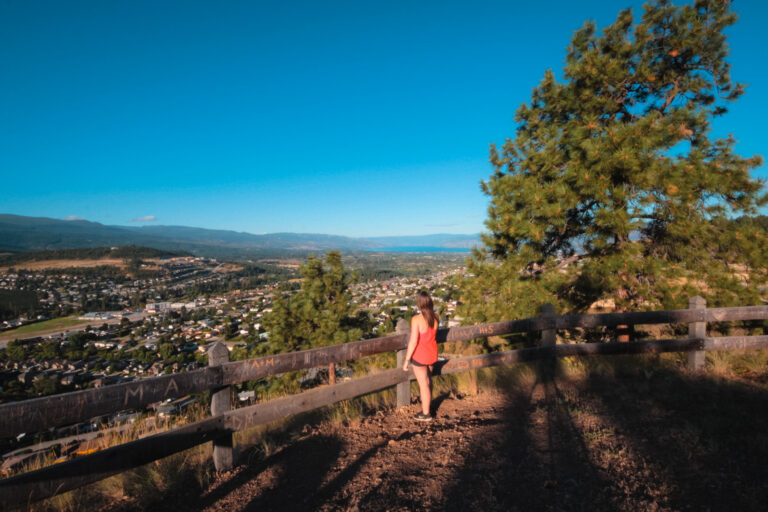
[121,359,768,512]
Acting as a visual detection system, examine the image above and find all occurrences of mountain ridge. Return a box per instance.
[0,214,480,256]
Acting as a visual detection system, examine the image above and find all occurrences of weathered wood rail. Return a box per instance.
[1,297,767,509]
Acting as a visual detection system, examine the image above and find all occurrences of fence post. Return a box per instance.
[687,296,706,371]
[328,362,336,385]
[396,318,411,408]
[539,303,557,381]
[539,303,556,347]
[208,341,234,471]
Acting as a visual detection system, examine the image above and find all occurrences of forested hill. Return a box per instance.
[0,246,188,267]
[0,215,177,253]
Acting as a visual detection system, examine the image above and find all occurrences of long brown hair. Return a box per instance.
[416,290,437,328]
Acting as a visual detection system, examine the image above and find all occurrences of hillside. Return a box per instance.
[106,366,768,512]
[0,246,187,267]
[363,234,479,250]
[0,214,480,257]
[0,215,170,253]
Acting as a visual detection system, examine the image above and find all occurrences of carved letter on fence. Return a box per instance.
[124,385,143,406]
[163,378,179,397]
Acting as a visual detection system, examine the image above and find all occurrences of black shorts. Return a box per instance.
[410,358,432,368]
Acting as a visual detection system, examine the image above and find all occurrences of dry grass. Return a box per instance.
[0,316,92,342]
[0,258,130,272]
[0,257,181,273]
[707,349,768,378]
[18,345,768,511]
[18,404,215,511]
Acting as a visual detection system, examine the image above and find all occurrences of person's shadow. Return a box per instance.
[429,358,451,415]
[431,392,451,415]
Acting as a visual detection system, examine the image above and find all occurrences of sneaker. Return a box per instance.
[414,412,433,422]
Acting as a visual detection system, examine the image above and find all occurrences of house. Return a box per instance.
[224,341,246,352]
[157,396,196,417]
[79,312,114,321]
[17,370,38,385]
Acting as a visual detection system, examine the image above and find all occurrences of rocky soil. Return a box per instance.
[114,367,768,512]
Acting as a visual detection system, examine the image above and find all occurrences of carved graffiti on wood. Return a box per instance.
[477,325,495,336]
[124,385,144,406]
[249,357,276,368]
[164,378,179,397]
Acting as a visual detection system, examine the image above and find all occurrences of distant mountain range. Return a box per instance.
[0,214,480,258]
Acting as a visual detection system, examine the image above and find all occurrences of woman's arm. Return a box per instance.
[402,316,420,371]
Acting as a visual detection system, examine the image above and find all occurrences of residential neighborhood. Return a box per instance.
[0,256,463,474]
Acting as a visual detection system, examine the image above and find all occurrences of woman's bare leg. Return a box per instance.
[428,365,433,398]
[412,365,431,415]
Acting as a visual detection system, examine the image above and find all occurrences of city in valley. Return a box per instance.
[0,249,464,473]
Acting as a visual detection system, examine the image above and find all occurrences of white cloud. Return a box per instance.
[63,215,86,221]
[426,222,461,228]
[130,215,157,222]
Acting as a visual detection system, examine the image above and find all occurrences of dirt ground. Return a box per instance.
[107,365,768,512]
[0,258,131,272]
[0,257,176,273]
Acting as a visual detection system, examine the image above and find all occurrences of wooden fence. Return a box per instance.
[1,297,767,509]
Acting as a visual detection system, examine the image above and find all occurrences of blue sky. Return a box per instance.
[2,0,766,237]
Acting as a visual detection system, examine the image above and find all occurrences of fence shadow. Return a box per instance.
[133,434,343,512]
[346,359,619,511]
[580,367,768,511]
[351,359,768,511]
[436,360,619,511]
[115,359,768,511]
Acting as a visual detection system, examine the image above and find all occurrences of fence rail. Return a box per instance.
[1,298,767,509]
[4,304,767,439]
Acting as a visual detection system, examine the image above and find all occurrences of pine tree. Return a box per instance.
[263,250,362,353]
[462,0,766,323]
[262,287,297,351]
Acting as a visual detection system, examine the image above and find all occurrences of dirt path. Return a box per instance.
[116,368,768,512]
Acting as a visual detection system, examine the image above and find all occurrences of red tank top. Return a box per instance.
[412,323,438,365]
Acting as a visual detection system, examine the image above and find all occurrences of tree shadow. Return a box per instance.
[136,434,343,512]
[129,357,768,511]
[352,359,620,511]
[580,366,768,511]
[443,360,620,511]
[305,439,389,508]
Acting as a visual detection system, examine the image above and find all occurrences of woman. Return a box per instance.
[402,290,439,422]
